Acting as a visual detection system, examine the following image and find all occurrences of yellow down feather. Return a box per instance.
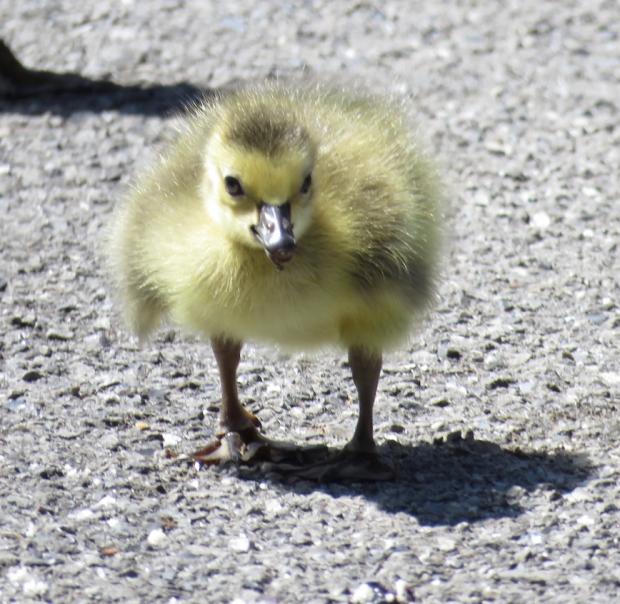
[108,80,441,353]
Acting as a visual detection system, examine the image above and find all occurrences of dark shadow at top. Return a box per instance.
[0,40,208,116]
[235,432,593,527]
[0,77,208,117]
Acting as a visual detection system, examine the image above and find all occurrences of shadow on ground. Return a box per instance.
[236,432,593,527]
[0,75,208,117]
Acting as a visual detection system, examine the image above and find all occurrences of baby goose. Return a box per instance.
[109,80,440,481]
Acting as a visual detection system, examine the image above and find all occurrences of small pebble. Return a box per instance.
[436,536,458,551]
[8,566,29,585]
[94,495,117,508]
[71,509,95,522]
[600,372,620,386]
[162,433,182,447]
[351,583,376,603]
[23,578,49,597]
[531,211,551,229]
[265,499,283,514]
[147,528,168,548]
[229,535,251,553]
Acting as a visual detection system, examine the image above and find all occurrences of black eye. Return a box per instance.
[224,176,244,197]
[300,173,312,194]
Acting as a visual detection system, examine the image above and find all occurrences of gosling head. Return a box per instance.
[202,109,316,269]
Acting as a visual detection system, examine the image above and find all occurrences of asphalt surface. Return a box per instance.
[1,1,619,602]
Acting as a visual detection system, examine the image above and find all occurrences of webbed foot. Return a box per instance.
[192,427,329,466]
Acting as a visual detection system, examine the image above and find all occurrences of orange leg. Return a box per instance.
[193,337,327,466]
[287,347,394,482]
[210,337,260,436]
[347,346,382,453]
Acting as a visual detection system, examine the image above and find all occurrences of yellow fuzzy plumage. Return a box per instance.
[108,80,441,353]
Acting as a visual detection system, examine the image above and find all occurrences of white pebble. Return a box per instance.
[474,190,490,206]
[265,498,283,514]
[147,528,168,548]
[7,566,29,584]
[229,535,251,552]
[351,583,375,603]
[531,211,551,229]
[94,495,117,508]
[529,533,544,545]
[162,433,181,447]
[23,578,48,597]
[8,567,49,596]
[577,514,596,528]
[71,509,95,522]
[565,487,592,503]
[600,372,620,386]
[582,186,598,197]
[436,536,458,551]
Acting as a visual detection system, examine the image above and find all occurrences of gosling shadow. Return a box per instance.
[237,431,594,527]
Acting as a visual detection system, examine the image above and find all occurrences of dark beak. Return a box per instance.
[250,202,296,269]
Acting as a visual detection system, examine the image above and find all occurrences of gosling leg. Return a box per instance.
[212,337,261,437]
[289,347,395,481]
[346,345,382,453]
[193,336,328,466]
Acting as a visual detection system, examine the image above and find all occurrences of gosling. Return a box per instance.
[109,80,441,481]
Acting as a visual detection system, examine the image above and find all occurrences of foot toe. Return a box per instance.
[192,432,247,464]
[192,431,329,467]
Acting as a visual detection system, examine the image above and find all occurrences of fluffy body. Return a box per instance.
[109,81,440,352]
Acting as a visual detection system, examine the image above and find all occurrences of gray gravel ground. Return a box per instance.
[1,1,619,602]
